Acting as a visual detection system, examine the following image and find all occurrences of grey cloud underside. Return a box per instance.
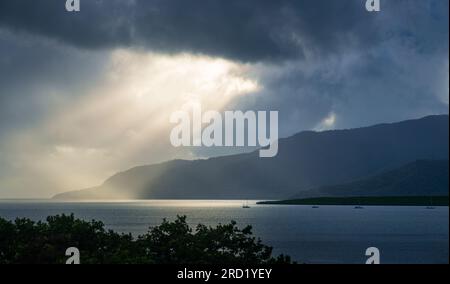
[1,0,447,154]
[0,0,426,62]
[0,0,448,134]
[0,31,108,136]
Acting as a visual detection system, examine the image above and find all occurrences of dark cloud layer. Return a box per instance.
[0,0,448,134]
[0,0,391,62]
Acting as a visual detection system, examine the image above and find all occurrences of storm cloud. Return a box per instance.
[0,0,411,62]
[0,0,448,197]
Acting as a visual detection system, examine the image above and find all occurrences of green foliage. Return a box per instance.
[0,214,292,264]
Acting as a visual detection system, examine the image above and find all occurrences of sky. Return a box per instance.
[0,0,448,198]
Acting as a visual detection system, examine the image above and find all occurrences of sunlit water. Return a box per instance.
[0,200,448,264]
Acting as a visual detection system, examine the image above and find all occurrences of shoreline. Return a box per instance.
[257,196,449,206]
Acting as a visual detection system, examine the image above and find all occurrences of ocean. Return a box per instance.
[0,200,448,264]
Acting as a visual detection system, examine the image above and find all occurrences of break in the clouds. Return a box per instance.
[0,0,448,197]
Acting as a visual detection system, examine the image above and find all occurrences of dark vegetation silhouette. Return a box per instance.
[0,214,292,264]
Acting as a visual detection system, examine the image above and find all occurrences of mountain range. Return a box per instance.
[291,159,448,199]
[53,115,449,200]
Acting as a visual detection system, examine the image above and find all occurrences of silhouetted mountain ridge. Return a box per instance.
[53,115,449,200]
[292,159,449,198]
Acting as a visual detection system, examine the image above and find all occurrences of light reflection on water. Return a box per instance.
[0,200,448,264]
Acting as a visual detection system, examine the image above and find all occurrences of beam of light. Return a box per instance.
[1,50,260,198]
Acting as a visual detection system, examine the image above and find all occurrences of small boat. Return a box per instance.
[242,200,251,209]
[426,197,435,209]
[312,205,320,209]
[354,198,364,209]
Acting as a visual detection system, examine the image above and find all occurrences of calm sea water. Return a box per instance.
[0,200,448,264]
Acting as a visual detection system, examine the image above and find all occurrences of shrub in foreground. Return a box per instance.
[0,214,292,264]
